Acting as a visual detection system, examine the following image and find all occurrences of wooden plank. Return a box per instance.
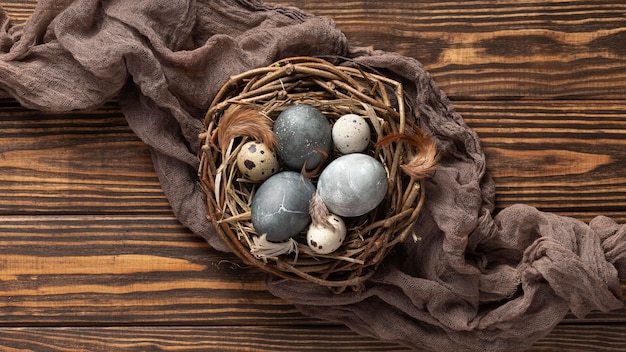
[3,0,626,99]
[0,326,412,351]
[2,99,624,222]
[0,215,309,326]
[0,324,623,352]
[0,100,171,215]
[530,324,626,352]
[0,0,35,23]
[0,214,623,326]
[458,100,626,222]
[276,0,626,99]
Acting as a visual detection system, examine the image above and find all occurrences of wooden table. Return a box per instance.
[1,1,625,350]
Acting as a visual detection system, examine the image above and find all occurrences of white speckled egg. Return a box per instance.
[317,153,388,217]
[236,141,280,181]
[307,214,346,254]
[332,114,370,154]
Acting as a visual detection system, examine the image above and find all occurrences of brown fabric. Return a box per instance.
[1,1,624,351]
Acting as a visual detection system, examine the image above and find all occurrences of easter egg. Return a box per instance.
[332,114,371,154]
[251,171,316,242]
[317,153,388,217]
[236,141,280,181]
[273,104,332,171]
[306,214,347,254]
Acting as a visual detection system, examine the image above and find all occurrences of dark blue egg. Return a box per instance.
[251,171,316,242]
[273,104,332,171]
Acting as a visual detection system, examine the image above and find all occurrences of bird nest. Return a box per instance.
[198,56,437,292]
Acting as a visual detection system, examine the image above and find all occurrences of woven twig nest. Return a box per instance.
[198,56,437,292]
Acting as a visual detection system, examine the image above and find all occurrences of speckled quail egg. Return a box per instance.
[317,153,388,217]
[306,214,347,254]
[273,104,332,171]
[236,141,280,181]
[251,171,316,242]
[332,114,371,154]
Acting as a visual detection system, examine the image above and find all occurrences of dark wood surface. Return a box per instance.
[1,0,625,350]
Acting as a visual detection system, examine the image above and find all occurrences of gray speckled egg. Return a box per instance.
[236,141,280,181]
[332,114,370,154]
[251,171,316,242]
[317,153,388,217]
[273,104,332,171]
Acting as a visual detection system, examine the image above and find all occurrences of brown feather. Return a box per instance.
[309,192,332,228]
[300,147,330,179]
[376,128,439,179]
[217,105,277,155]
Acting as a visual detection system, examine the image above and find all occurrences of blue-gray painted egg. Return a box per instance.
[332,114,370,154]
[317,154,388,217]
[273,104,332,171]
[236,141,280,181]
[251,171,316,242]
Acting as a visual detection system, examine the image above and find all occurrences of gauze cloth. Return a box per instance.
[0,1,624,351]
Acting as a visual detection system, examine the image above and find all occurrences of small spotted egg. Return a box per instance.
[332,114,371,154]
[236,141,280,182]
[306,214,347,254]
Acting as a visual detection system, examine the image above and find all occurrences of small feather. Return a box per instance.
[300,147,329,179]
[309,192,331,228]
[217,105,277,155]
[376,128,439,179]
[250,234,299,263]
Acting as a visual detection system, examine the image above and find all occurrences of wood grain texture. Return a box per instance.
[0,0,625,351]
[0,324,624,351]
[0,100,170,215]
[0,0,33,23]
[0,214,623,327]
[277,0,626,99]
[2,99,624,221]
[459,100,626,222]
[0,215,308,326]
[0,326,413,351]
[4,0,626,99]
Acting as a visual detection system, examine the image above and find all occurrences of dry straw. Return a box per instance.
[199,56,437,292]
